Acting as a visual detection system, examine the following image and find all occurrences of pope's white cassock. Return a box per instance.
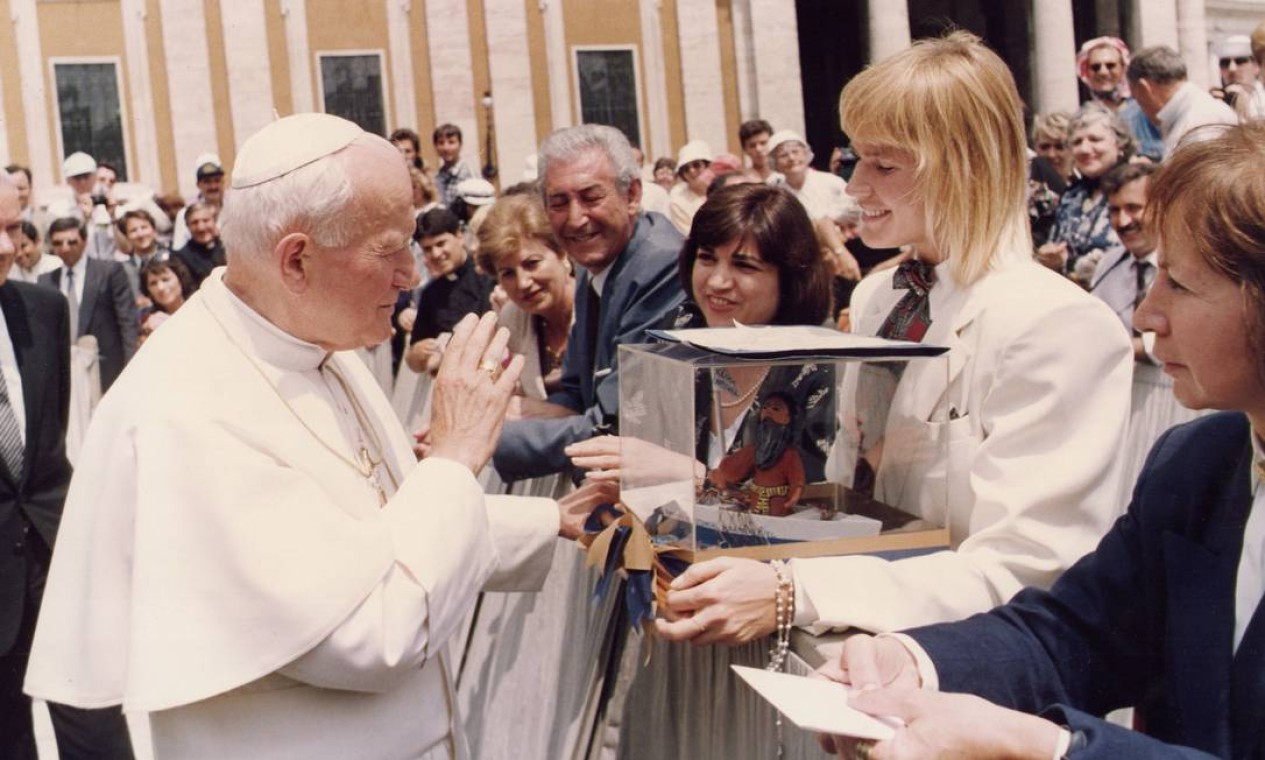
[23,268,559,759]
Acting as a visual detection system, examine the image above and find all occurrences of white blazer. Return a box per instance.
[796,257,1133,633]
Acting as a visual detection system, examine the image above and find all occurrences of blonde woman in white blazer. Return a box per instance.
[656,32,1134,643]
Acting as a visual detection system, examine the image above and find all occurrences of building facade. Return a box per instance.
[0,0,1259,203]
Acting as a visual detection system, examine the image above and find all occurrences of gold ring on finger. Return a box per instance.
[478,359,500,377]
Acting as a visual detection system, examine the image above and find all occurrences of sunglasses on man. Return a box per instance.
[1089,61,1120,73]
[1221,56,1255,67]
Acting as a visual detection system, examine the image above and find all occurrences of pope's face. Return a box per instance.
[303,141,417,351]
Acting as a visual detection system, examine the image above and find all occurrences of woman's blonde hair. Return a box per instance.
[475,193,565,274]
[839,31,1030,285]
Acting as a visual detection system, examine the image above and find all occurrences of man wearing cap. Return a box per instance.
[492,124,684,481]
[667,139,712,234]
[24,113,604,759]
[170,154,225,250]
[767,130,861,280]
[1213,33,1265,120]
[51,152,121,261]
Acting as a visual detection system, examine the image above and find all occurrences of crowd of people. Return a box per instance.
[0,19,1264,760]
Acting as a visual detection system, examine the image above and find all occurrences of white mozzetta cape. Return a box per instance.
[25,271,558,758]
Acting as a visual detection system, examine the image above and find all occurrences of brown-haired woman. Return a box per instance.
[476,193,575,401]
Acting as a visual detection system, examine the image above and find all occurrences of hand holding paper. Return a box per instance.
[730,666,898,741]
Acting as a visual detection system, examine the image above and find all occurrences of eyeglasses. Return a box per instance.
[1220,56,1254,67]
[1089,61,1120,73]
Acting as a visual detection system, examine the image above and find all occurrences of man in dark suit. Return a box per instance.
[0,181,132,758]
[493,125,684,481]
[40,217,139,391]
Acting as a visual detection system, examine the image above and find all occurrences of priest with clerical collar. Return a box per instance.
[23,113,606,759]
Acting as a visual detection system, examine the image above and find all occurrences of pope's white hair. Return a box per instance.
[220,134,385,258]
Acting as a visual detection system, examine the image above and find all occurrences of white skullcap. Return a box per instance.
[63,152,97,178]
[1215,35,1253,60]
[231,113,364,189]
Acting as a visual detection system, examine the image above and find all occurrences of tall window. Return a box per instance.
[318,52,387,136]
[573,47,642,148]
[53,60,128,180]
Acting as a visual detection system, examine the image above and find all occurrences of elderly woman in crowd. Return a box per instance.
[826,120,1265,760]
[476,193,576,402]
[1036,103,1134,282]
[137,257,194,343]
[668,140,713,235]
[1029,112,1073,248]
[1032,111,1073,185]
[650,32,1131,650]
[1077,35,1164,160]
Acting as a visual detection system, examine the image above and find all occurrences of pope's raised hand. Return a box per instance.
[427,312,524,474]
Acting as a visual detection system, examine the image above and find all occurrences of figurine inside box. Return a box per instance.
[618,326,952,562]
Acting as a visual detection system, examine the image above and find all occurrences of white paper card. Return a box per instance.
[731,666,897,741]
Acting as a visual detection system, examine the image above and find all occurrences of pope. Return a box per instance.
[23,113,608,759]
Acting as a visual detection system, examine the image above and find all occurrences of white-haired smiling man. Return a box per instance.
[24,113,606,759]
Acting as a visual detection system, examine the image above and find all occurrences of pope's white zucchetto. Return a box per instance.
[231,113,364,189]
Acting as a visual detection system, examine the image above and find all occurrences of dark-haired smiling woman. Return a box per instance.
[566,181,836,491]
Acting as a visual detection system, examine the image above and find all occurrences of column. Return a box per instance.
[280,0,314,114]
[749,0,806,136]
[221,0,276,145]
[425,0,478,169]
[867,0,910,63]
[484,0,538,181]
[1031,0,1079,115]
[1175,0,1209,89]
[11,0,53,192]
[730,0,758,122]
[120,0,161,186]
[638,0,672,157]
[159,0,219,198]
[386,0,419,130]
[1133,0,1179,51]
[675,0,728,151]
[539,0,571,131]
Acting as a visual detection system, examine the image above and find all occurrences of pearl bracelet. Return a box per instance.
[766,559,794,672]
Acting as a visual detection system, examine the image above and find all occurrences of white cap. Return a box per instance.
[766,130,808,157]
[456,177,496,206]
[231,113,363,189]
[676,140,712,170]
[63,152,97,178]
[1216,35,1253,60]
